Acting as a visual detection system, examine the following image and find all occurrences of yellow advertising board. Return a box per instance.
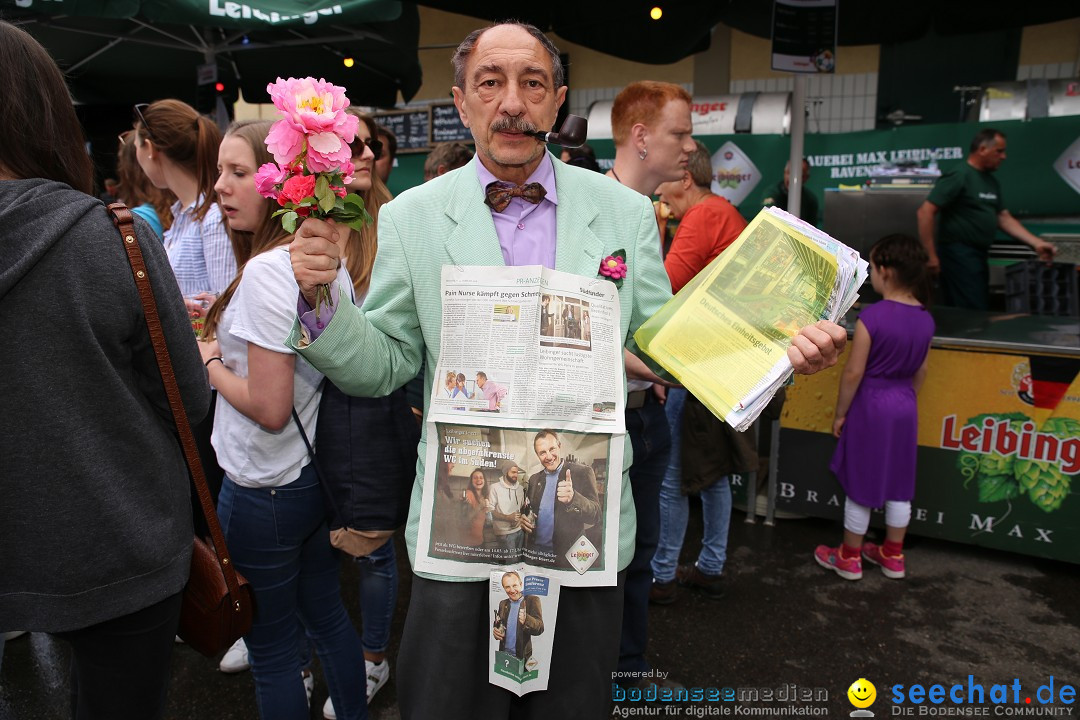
[777,345,1080,562]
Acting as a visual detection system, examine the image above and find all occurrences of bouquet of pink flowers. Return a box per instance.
[254,77,372,313]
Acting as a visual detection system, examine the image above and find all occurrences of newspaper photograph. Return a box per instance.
[428,265,625,434]
[415,422,623,587]
[635,208,865,430]
[488,568,561,695]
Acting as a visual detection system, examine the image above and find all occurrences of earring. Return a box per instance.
[638,146,648,161]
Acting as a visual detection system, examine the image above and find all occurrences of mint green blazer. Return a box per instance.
[291,153,673,580]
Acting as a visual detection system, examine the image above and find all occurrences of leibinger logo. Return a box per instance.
[889,675,1076,715]
[610,679,829,716]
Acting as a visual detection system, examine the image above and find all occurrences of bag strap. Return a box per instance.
[107,203,245,609]
[291,406,345,524]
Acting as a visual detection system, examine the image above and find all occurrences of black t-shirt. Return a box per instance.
[927,162,1003,249]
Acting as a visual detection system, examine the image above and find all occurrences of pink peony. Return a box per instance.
[306,130,353,173]
[254,162,287,199]
[279,174,316,206]
[265,120,306,167]
[265,77,359,172]
[600,255,627,280]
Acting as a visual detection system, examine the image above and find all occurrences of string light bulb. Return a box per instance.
[343,57,355,68]
[650,6,662,20]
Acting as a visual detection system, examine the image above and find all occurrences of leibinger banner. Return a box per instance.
[1053,135,1080,196]
[773,347,1080,564]
[711,142,762,207]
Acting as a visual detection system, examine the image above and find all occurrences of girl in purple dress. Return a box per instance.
[815,235,935,581]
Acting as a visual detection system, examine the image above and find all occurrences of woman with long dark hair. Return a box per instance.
[199,120,367,720]
[0,20,210,720]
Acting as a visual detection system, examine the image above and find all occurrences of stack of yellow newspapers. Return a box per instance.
[634,206,868,431]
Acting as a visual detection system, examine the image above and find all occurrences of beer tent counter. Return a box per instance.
[767,306,1080,563]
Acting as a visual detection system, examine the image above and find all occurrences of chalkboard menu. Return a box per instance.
[376,109,431,153]
[431,104,472,144]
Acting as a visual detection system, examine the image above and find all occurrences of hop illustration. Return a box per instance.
[956,413,1028,504]
[958,413,1075,512]
[1012,417,1079,513]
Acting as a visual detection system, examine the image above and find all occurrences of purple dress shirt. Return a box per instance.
[300,155,560,340]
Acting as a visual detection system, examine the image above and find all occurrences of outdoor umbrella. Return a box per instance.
[2,0,422,108]
[415,0,1080,64]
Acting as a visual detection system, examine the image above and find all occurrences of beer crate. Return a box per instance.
[1004,261,1079,317]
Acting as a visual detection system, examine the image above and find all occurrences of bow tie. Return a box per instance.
[484,181,547,212]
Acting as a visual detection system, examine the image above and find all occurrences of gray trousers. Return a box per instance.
[397,571,626,719]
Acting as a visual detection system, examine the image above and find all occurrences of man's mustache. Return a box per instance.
[490,117,538,135]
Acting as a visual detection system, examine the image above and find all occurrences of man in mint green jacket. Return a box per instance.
[289,21,844,720]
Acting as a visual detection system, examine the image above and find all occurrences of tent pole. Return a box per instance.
[787,73,806,219]
[66,36,126,73]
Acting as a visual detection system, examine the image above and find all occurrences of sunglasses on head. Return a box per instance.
[132,103,157,144]
[353,137,383,161]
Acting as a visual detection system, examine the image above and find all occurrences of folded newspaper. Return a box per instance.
[634,207,868,431]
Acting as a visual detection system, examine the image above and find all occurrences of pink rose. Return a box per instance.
[254,162,287,199]
[278,174,316,206]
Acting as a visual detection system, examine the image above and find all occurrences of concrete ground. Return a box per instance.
[2,501,1078,720]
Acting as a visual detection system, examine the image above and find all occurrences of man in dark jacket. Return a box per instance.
[492,571,544,661]
[520,430,600,566]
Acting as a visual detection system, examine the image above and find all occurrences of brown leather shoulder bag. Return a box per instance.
[108,203,254,658]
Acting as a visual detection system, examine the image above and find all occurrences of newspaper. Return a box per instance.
[634,207,867,431]
[415,265,626,586]
[428,265,625,434]
[488,568,561,695]
[416,422,623,586]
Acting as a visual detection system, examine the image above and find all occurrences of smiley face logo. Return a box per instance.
[847,678,877,709]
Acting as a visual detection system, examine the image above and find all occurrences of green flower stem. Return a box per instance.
[314,283,334,322]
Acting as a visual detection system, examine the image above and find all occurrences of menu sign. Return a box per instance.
[376,108,431,153]
[432,104,472,144]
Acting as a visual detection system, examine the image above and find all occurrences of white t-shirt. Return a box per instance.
[212,247,351,488]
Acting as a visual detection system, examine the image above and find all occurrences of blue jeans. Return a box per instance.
[218,465,367,720]
[652,388,732,581]
[355,539,397,655]
[618,391,671,674]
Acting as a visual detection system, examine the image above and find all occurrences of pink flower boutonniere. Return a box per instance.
[599,251,627,287]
